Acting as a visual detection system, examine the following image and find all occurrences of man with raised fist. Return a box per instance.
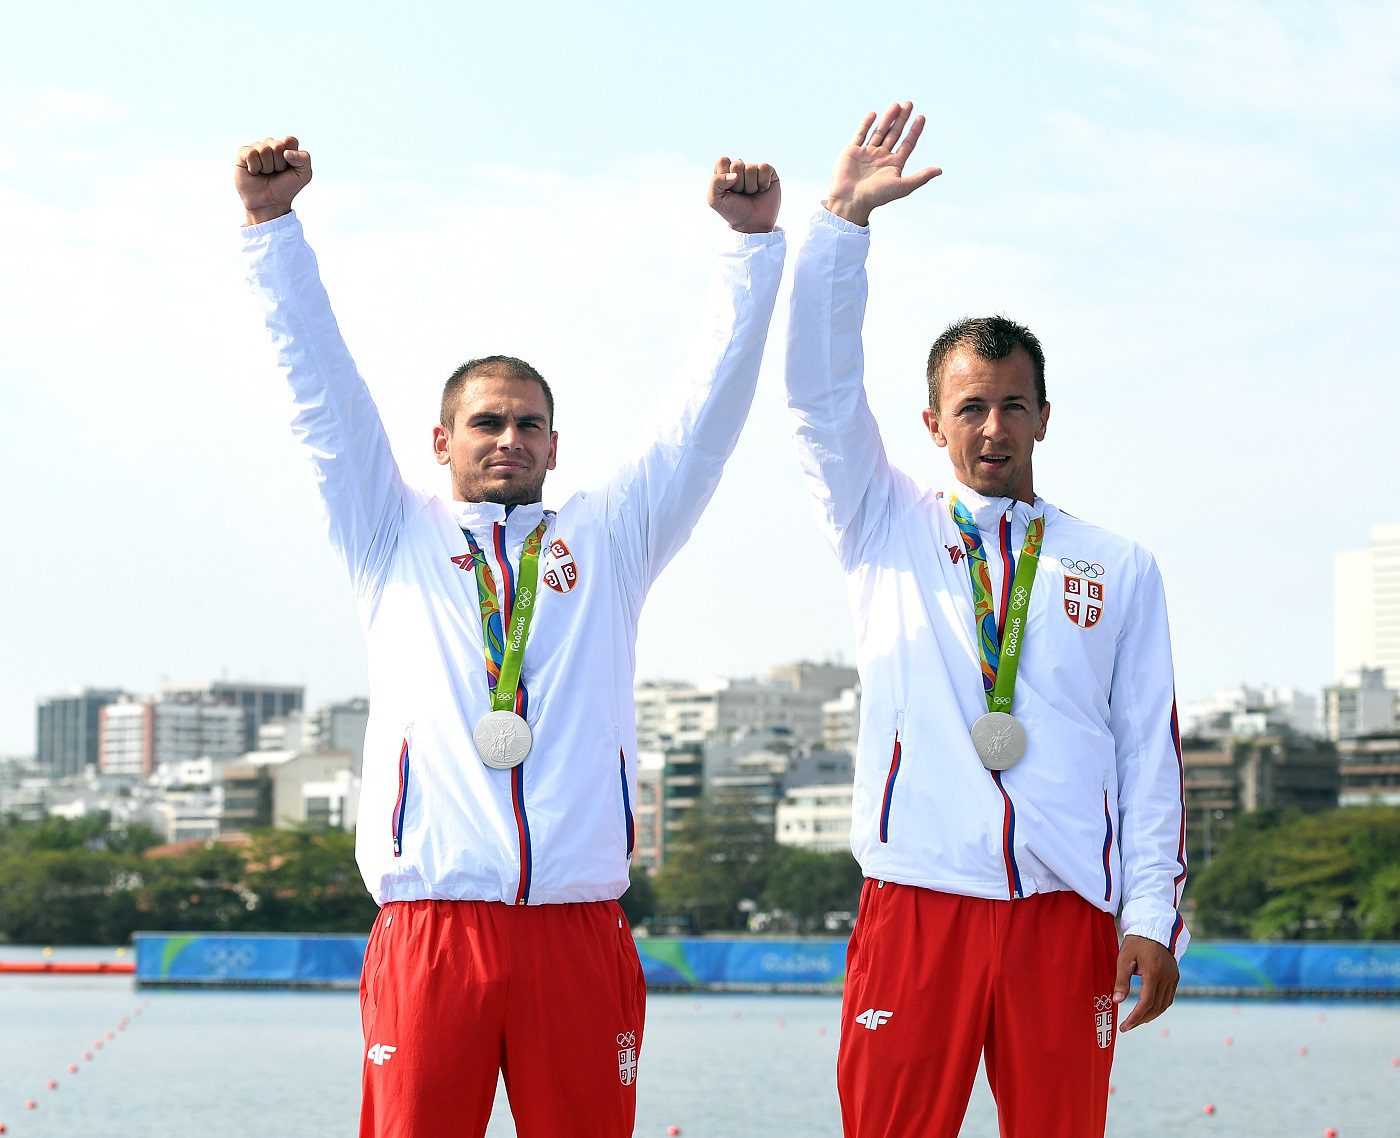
[235,134,784,1138]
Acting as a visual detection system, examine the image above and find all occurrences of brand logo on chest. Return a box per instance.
[543,538,580,594]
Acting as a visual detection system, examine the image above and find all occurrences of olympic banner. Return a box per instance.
[132,934,1400,994]
[134,932,367,988]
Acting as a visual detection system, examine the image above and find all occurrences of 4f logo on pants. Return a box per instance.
[367,1043,397,1066]
[855,1008,893,1030]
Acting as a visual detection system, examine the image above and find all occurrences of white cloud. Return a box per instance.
[1077,1,1400,129]
[2,87,127,130]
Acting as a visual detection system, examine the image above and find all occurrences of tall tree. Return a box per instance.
[653,792,775,932]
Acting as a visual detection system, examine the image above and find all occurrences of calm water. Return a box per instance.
[1,950,1397,1137]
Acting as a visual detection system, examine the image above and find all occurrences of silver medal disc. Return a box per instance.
[970,711,1027,771]
[473,710,533,770]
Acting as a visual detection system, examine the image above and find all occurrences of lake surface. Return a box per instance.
[1,949,1397,1136]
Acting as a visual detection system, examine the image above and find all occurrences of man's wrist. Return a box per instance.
[243,204,293,227]
[825,195,872,228]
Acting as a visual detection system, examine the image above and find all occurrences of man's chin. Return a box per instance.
[458,476,547,507]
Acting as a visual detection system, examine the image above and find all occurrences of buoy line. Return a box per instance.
[0,996,153,1134]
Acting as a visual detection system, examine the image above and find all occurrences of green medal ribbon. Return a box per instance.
[460,519,549,712]
[947,496,1046,714]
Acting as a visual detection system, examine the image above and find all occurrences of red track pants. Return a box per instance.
[359,898,646,1138]
[838,883,1120,1138]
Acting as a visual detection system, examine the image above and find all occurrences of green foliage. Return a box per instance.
[761,846,863,932]
[618,864,657,928]
[0,817,374,944]
[241,828,376,933]
[1192,806,1400,940]
[653,792,776,932]
[650,792,862,934]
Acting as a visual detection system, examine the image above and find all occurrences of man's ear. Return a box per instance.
[922,408,949,449]
[432,424,451,466]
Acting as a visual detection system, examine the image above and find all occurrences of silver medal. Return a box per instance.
[970,711,1027,771]
[473,710,533,770]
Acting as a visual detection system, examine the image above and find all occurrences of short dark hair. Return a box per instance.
[440,355,555,429]
[926,316,1046,412]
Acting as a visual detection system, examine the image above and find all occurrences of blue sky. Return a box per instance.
[2,1,1397,753]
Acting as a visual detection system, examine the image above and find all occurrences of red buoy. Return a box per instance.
[1204,1104,1215,1115]
[24,1101,36,1111]
[45,1079,57,1090]
[1223,1036,1233,1046]
[667,1127,681,1136]
[67,1064,78,1074]
[1299,1046,1309,1056]
[1325,1128,1337,1137]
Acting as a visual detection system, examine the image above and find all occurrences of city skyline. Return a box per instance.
[4,3,1398,755]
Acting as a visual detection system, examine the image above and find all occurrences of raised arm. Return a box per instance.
[605,156,785,602]
[785,102,941,569]
[236,135,407,601]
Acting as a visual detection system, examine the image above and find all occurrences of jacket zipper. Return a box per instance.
[879,731,902,844]
[619,748,635,857]
[391,732,411,858]
[496,521,534,905]
[993,507,1023,898]
[1101,786,1114,903]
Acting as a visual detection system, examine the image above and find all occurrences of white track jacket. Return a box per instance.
[786,210,1188,955]
[244,212,785,907]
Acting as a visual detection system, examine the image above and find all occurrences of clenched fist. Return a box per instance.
[235,136,313,226]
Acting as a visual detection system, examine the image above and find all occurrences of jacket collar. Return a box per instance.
[950,480,1059,534]
[449,499,547,538]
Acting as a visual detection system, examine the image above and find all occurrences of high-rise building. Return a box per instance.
[776,783,853,854]
[161,681,304,755]
[307,697,370,771]
[1337,732,1400,807]
[1323,667,1398,740]
[1181,733,1340,865]
[35,688,128,777]
[635,677,827,753]
[100,697,246,777]
[1180,685,1319,739]
[1335,521,1400,687]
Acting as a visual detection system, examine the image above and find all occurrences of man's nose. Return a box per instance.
[498,423,523,448]
[983,410,1008,441]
